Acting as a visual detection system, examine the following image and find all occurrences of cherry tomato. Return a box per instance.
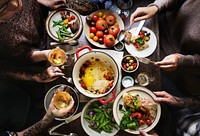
[139,119,145,125]
[96,30,103,37]
[96,19,107,31]
[89,33,94,39]
[90,27,97,34]
[98,37,104,44]
[70,15,75,20]
[92,14,99,22]
[146,119,152,125]
[98,11,103,17]
[137,113,143,119]
[93,36,98,42]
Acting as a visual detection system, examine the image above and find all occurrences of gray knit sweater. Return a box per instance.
[154,0,200,67]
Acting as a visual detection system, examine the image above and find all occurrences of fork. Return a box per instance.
[136,57,155,64]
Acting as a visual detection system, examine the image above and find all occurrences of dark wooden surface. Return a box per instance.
[43,0,165,135]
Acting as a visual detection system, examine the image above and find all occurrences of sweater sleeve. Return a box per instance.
[178,54,200,67]
[152,0,186,12]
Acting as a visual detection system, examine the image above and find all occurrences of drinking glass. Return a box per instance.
[116,0,133,18]
[135,72,155,86]
[48,46,67,66]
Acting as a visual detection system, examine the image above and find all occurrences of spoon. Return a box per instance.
[50,39,78,46]
[117,22,134,41]
[62,76,72,84]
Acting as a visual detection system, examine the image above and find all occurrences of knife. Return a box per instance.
[49,112,82,135]
[132,20,146,37]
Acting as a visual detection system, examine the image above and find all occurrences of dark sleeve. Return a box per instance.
[152,0,186,12]
[178,54,200,67]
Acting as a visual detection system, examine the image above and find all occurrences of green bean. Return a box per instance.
[53,20,63,27]
[99,120,110,129]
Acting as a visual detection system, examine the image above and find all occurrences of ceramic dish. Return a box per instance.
[44,84,79,121]
[46,8,83,43]
[121,55,139,73]
[84,10,124,48]
[114,41,125,51]
[81,99,119,136]
[122,76,134,88]
[113,86,161,134]
[125,27,157,58]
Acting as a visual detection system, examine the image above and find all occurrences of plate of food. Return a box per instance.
[84,10,124,48]
[44,84,79,121]
[113,86,161,134]
[124,27,157,58]
[81,99,119,136]
[46,8,83,43]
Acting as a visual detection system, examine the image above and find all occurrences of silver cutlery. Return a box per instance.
[49,112,81,136]
[136,57,155,64]
[50,39,78,46]
[132,20,146,37]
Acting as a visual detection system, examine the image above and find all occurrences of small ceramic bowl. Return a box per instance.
[114,41,124,51]
[121,55,139,73]
[122,76,134,88]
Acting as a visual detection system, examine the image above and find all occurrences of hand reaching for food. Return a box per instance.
[130,6,158,24]
[154,54,181,71]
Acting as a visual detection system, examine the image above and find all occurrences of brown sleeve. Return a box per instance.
[178,54,200,67]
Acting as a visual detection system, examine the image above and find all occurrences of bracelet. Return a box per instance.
[7,131,18,136]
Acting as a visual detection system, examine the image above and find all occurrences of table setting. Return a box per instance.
[43,0,162,135]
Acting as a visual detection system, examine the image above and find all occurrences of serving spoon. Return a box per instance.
[117,22,134,41]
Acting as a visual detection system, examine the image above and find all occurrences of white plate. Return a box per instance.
[81,99,120,136]
[84,10,124,48]
[125,27,157,58]
[44,84,79,121]
[46,8,83,43]
[113,86,161,134]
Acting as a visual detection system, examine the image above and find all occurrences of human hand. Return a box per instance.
[130,6,158,24]
[35,66,65,83]
[139,130,158,136]
[154,54,181,71]
[154,91,180,107]
[37,0,66,9]
[48,95,75,117]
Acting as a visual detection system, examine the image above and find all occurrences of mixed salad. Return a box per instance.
[119,93,157,130]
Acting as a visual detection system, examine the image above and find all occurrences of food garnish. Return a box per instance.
[84,101,118,133]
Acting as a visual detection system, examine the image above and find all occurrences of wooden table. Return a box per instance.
[42,0,166,135]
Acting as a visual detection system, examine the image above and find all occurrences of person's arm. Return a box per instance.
[31,50,51,62]
[154,53,200,71]
[154,91,200,109]
[130,0,185,23]
[17,94,74,136]
[0,66,64,83]
[153,0,186,12]
[37,0,66,9]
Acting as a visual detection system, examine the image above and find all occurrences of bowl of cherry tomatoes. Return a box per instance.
[84,10,124,48]
[121,55,139,73]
